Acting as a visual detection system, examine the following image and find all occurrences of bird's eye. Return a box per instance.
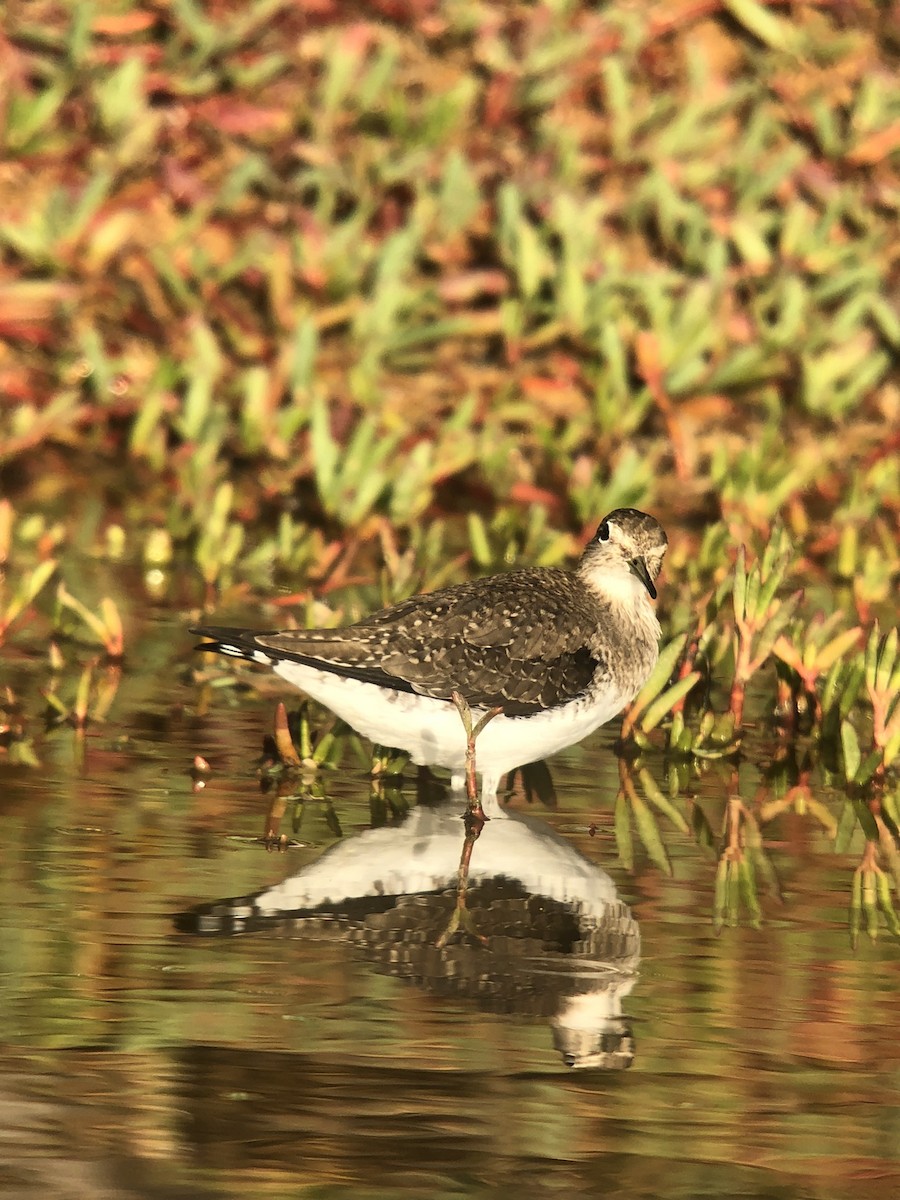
[597,521,610,543]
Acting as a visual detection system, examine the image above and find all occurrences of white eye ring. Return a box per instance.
[597,521,611,542]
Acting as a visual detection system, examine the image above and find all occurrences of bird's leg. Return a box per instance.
[435,694,504,947]
[450,691,503,822]
[435,810,487,947]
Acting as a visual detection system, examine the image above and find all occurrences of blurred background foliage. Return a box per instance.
[1,0,897,556]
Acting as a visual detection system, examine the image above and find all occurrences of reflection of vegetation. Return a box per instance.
[1,4,898,936]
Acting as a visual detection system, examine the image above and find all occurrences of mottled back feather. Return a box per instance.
[191,508,667,720]
[248,569,608,715]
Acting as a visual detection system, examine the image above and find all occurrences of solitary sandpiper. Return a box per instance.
[192,508,667,801]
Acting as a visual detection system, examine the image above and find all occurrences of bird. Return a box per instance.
[176,795,641,1069]
[191,507,667,804]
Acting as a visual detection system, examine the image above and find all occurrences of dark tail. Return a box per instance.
[190,626,276,665]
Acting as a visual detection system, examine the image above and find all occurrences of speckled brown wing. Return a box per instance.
[254,568,607,715]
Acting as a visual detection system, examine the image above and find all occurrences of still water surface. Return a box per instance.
[1,613,899,1199]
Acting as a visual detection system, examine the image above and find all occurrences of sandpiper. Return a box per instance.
[192,508,667,802]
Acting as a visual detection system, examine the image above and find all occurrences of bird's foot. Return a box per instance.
[463,803,488,834]
[435,898,488,949]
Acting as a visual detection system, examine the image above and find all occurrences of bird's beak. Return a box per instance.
[629,558,657,600]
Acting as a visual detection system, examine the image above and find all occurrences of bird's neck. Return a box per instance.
[578,567,662,683]
[579,565,659,630]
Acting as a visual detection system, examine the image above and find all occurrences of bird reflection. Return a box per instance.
[176,788,640,1070]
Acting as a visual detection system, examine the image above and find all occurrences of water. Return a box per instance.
[1,609,899,1199]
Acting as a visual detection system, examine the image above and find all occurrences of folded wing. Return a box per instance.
[193,569,608,715]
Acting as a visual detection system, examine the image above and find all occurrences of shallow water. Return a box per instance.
[1,608,899,1200]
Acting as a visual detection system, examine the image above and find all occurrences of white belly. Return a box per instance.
[273,660,629,781]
